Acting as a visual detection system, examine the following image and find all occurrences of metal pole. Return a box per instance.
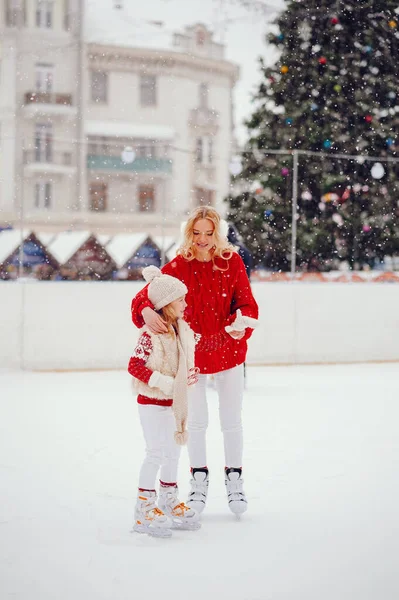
[160,181,166,267]
[291,149,299,276]
[76,0,84,211]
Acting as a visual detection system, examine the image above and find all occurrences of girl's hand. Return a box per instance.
[142,307,168,333]
[228,330,245,340]
[187,367,200,386]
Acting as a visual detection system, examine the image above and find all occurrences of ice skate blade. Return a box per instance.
[171,519,202,531]
[132,523,172,538]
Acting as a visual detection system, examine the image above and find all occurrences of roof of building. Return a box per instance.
[0,230,30,263]
[47,231,93,265]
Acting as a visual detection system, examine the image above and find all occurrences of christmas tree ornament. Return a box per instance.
[311,103,319,110]
[277,33,284,41]
[301,190,312,201]
[362,225,371,232]
[331,16,339,25]
[281,167,290,176]
[340,187,351,201]
[370,163,385,179]
[388,91,396,99]
[386,138,394,146]
[264,210,273,218]
[323,139,332,148]
[362,185,369,193]
[319,56,327,65]
[285,117,293,125]
[281,65,289,74]
[388,20,397,28]
[321,192,339,202]
[365,114,373,123]
[318,202,326,211]
[364,45,372,53]
[333,84,342,92]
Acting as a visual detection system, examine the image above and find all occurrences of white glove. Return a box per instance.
[225,309,259,333]
[148,371,174,396]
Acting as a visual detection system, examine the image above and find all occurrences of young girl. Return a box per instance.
[128,265,232,537]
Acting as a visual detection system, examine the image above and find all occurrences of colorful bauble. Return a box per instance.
[323,139,332,149]
[362,225,371,232]
[331,16,339,25]
[264,210,273,218]
[386,138,394,146]
[311,103,319,111]
[365,114,373,123]
[281,65,289,74]
[319,56,327,65]
[388,20,397,28]
[321,192,339,203]
[285,118,293,125]
[281,167,290,177]
[277,33,284,41]
[333,84,342,92]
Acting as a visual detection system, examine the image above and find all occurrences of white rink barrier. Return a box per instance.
[1,280,398,370]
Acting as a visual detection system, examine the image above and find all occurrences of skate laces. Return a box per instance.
[172,502,190,517]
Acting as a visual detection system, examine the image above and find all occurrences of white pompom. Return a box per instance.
[142,265,162,283]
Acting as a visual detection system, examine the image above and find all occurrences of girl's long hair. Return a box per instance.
[158,302,179,336]
[177,206,235,270]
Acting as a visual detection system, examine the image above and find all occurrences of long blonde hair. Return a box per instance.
[158,302,179,336]
[177,206,235,270]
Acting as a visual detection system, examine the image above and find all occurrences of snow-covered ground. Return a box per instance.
[1,364,398,600]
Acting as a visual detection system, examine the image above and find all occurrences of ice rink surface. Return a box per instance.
[1,364,398,600]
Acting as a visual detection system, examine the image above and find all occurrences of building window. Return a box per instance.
[196,28,206,46]
[138,185,155,212]
[194,187,214,206]
[91,71,108,103]
[5,0,26,26]
[195,137,213,165]
[140,74,157,107]
[199,83,208,108]
[35,123,52,162]
[89,182,107,212]
[36,1,53,28]
[63,0,71,30]
[35,182,52,209]
[35,63,53,93]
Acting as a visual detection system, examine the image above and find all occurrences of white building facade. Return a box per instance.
[0,0,239,236]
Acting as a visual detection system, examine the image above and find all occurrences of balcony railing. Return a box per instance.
[23,150,73,167]
[87,155,172,174]
[24,92,73,106]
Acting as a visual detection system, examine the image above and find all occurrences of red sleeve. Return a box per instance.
[225,254,259,341]
[195,330,231,352]
[130,259,183,328]
[127,332,154,383]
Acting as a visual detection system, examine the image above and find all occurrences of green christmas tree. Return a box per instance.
[227,0,399,271]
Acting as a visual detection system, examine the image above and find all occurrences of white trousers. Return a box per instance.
[137,404,181,490]
[188,364,244,469]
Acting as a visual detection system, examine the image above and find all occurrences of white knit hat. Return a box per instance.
[142,265,188,311]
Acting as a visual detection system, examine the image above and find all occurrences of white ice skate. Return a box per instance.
[159,485,201,531]
[225,468,248,515]
[133,491,173,538]
[186,468,209,514]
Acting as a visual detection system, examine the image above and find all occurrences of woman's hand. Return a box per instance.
[142,307,168,333]
[228,330,245,340]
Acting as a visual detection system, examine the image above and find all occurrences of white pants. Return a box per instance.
[137,404,181,490]
[188,364,244,469]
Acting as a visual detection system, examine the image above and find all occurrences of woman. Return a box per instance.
[131,206,258,515]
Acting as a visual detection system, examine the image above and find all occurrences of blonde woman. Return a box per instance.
[131,206,258,516]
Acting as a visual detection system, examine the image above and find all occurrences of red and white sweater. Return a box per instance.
[131,252,259,374]
[128,325,231,406]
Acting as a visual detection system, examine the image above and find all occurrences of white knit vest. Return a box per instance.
[133,319,195,401]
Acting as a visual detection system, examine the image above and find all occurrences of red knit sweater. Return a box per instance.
[131,252,259,374]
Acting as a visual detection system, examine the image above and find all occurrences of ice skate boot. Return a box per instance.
[186,467,209,514]
[159,485,201,530]
[133,490,172,538]
[225,467,248,515]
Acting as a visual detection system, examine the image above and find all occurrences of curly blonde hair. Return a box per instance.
[177,206,235,270]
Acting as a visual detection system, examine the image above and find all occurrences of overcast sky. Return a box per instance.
[92,0,284,144]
